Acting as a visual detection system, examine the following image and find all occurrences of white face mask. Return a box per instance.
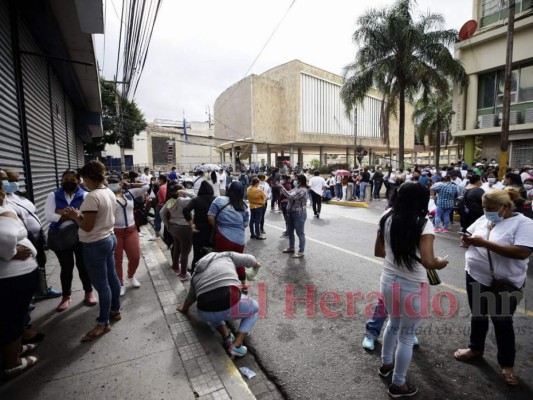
[488,178,496,183]
[524,184,533,190]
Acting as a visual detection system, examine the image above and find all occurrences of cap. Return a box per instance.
[475,163,483,166]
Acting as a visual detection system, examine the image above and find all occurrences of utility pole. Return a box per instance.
[499,0,515,179]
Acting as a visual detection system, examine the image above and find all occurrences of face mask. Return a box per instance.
[108,183,121,192]
[488,178,496,183]
[280,179,285,184]
[524,184,533,190]
[485,208,504,223]
[5,181,19,193]
[62,181,77,192]
[2,180,9,192]
[454,167,460,170]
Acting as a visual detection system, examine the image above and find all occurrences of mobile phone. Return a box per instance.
[460,231,472,237]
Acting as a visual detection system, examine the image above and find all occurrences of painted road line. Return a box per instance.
[265,223,533,318]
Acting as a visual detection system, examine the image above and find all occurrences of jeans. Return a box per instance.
[287,211,306,253]
[154,205,162,233]
[335,183,342,199]
[373,181,383,199]
[310,191,322,215]
[359,182,367,201]
[380,272,424,387]
[197,294,259,333]
[365,297,388,340]
[435,206,452,229]
[271,188,280,210]
[466,273,519,367]
[83,235,121,325]
[260,202,267,231]
[250,207,263,237]
[55,241,92,295]
[114,225,141,284]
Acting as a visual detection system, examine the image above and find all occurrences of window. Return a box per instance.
[519,65,533,102]
[477,64,533,109]
[480,0,525,27]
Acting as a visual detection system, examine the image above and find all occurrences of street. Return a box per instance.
[240,201,533,400]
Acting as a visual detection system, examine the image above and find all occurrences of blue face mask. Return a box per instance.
[2,180,9,192]
[4,181,19,193]
[488,178,496,183]
[108,183,121,192]
[485,208,504,223]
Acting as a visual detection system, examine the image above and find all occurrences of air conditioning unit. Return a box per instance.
[498,111,521,125]
[479,114,497,128]
[525,108,533,123]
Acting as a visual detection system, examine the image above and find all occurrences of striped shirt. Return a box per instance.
[432,182,457,209]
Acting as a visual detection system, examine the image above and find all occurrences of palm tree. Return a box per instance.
[340,0,468,169]
[413,88,453,166]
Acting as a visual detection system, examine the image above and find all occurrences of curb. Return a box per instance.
[140,226,255,400]
[326,199,369,208]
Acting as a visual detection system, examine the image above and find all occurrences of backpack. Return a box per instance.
[124,189,148,226]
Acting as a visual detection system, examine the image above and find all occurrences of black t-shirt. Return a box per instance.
[197,285,241,312]
[361,172,370,183]
[464,187,484,215]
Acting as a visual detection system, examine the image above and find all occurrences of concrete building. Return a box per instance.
[0,0,103,220]
[213,60,415,170]
[452,0,533,167]
[104,120,217,173]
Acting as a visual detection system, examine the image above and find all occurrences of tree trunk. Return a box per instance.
[435,130,441,167]
[398,85,405,169]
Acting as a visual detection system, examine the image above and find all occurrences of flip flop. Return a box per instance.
[454,348,483,361]
[81,324,111,342]
[502,368,519,386]
[4,356,39,379]
[20,344,37,356]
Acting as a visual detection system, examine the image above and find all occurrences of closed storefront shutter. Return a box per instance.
[0,4,24,175]
[51,73,69,174]
[77,136,85,167]
[511,139,533,168]
[19,19,57,222]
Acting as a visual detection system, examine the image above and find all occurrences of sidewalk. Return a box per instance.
[0,226,255,400]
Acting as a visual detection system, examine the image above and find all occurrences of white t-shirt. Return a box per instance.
[45,190,88,228]
[78,188,116,243]
[207,179,221,197]
[258,180,271,200]
[193,176,205,195]
[382,212,435,283]
[465,214,533,288]
[114,186,149,229]
[309,176,326,196]
[0,207,38,279]
[140,173,152,184]
[219,172,227,190]
[4,193,42,239]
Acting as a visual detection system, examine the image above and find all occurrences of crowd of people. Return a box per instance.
[1,159,532,398]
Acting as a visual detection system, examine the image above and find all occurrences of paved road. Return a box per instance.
[244,201,533,400]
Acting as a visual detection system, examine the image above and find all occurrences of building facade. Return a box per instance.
[213,60,415,169]
[452,0,533,167]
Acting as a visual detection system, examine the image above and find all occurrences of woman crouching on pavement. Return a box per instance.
[454,187,533,386]
[176,251,260,357]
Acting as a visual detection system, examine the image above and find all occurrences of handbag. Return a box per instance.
[486,223,524,298]
[47,223,79,252]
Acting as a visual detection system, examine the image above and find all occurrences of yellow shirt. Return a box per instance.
[247,186,267,209]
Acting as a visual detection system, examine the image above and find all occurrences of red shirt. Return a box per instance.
[157,184,167,207]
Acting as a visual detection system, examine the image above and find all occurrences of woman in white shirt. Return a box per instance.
[0,181,39,379]
[107,174,149,296]
[207,170,221,197]
[374,182,448,398]
[64,161,121,342]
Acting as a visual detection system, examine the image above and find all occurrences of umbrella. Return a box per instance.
[200,163,221,172]
[335,169,351,176]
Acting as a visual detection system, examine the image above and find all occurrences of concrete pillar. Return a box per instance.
[324,153,328,165]
[465,74,479,130]
[319,146,324,166]
[267,144,271,167]
[231,144,236,172]
[298,147,303,168]
[289,145,295,168]
[346,148,350,168]
[275,152,279,168]
[252,143,258,163]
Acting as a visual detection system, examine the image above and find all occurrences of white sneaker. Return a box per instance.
[128,277,141,288]
[138,232,145,237]
[120,286,126,296]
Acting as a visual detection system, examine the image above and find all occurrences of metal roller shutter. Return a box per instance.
[19,19,57,222]
[76,136,85,167]
[0,3,24,175]
[51,73,69,174]
[66,99,78,168]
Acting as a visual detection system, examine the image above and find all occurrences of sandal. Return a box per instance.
[282,248,295,253]
[454,348,483,361]
[4,356,38,380]
[502,368,519,386]
[20,344,37,356]
[81,324,111,342]
[95,312,122,323]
